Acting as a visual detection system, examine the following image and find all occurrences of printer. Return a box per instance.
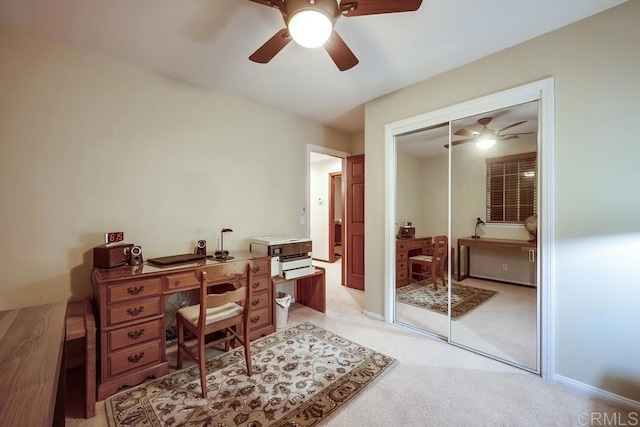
[250,237,314,279]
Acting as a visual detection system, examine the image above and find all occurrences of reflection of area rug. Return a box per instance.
[105,322,396,427]
[396,281,498,320]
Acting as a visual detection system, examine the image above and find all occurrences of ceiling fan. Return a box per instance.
[447,117,534,149]
[247,0,423,71]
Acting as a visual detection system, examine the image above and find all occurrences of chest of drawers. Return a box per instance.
[396,237,433,287]
[92,251,272,400]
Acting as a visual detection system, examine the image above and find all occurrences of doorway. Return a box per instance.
[307,146,350,286]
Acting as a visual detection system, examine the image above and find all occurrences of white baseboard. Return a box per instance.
[464,273,536,287]
[554,374,640,411]
[363,310,385,321]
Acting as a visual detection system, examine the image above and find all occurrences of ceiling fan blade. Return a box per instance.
[501,136,519,141]
[498,121,526,133]
[249,29,291,64]
[445,138,475,149]
[501,132,535,137]
[324,31,359,71]
[341,0,422,17]
[454,128,477,137]
[246,0,281,8]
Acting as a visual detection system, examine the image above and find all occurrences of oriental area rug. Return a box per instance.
[105,322,396,427]
[396,280,498,320]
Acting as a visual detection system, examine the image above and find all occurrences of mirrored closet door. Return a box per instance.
[388,79,551,374]
[394,123,450,338]
[449,100,540,371]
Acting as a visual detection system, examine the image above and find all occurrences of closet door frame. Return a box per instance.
[383,78,555,380]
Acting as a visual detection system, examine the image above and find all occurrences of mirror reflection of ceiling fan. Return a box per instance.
[247,0,423,71]
[447,117,535,149]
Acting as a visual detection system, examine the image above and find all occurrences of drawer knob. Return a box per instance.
[127,352,145,364]
[127,285,144,295]
[251,299,260,306]
[174,280,181,287]
[250,316,260,324]
[252,282,260,289]
[127,306,144,316]
[251,266,260,274]
[127,329,145,340]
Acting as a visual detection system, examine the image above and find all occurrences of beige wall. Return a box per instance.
[0,23,351,310]
[365,1,640,402]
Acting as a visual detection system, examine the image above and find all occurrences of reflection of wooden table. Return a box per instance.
[0,302,67,426]
[457,237,536,281]
[272,267,326,313]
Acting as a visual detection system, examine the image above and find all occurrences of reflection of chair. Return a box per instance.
[409,235,448,290]
[176,260,254,398]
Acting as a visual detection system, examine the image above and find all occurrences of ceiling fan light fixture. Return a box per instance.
[475,137,496,149]
[288,9,333,48]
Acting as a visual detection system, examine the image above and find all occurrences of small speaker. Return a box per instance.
[129,245,143,266]
[195,240,207,256]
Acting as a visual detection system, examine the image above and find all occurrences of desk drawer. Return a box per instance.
[396,260,407,272]
[396,268,408,283]
[407,239,430,250]
[397,251,407,261]
[108,340,162,377]
[107,278,161,304]
[109,319,162,351]
[249,276,269,293]
[396,241,407,251]
[248,307,270,332]
[108,297,161,326]
[251,258,269,277]
[164,272,199,292]
[248,292,270,311]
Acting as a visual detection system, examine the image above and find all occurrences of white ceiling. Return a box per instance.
[0,0,626,133]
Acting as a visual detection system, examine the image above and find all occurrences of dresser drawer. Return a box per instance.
[248,306,270,332]
[109,319,162,352]
[248,292,270,311]
[108,297,161,326]
[107,278,161,304]
[397,251,408,261]
[396,260,407,272]
[396,241,407,251]
[250,258,269,277]
[396,268,408,283]
[249,276,269,293]
[164,272,199,292]
[108,340,162,377]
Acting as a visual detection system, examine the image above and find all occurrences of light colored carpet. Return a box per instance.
[66,259,634,426]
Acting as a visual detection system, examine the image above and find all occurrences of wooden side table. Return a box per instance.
[66,297,96,418]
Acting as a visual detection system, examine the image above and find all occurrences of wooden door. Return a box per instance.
[345,155,365,290]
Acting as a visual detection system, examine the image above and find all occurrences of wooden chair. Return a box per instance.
[408,235,449,290]
[176,260,254,398]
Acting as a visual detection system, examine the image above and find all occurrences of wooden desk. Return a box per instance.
[66,297,96,418]
[0,302,67,426]
[457,237,536,281]
[91,251,271,400]
[396,237,432,287]
[273,266,326,313]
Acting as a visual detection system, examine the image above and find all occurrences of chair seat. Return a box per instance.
[178,302,243,327]
[409,255,433,262]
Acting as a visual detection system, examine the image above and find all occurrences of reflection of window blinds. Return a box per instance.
[485,152,537,223]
